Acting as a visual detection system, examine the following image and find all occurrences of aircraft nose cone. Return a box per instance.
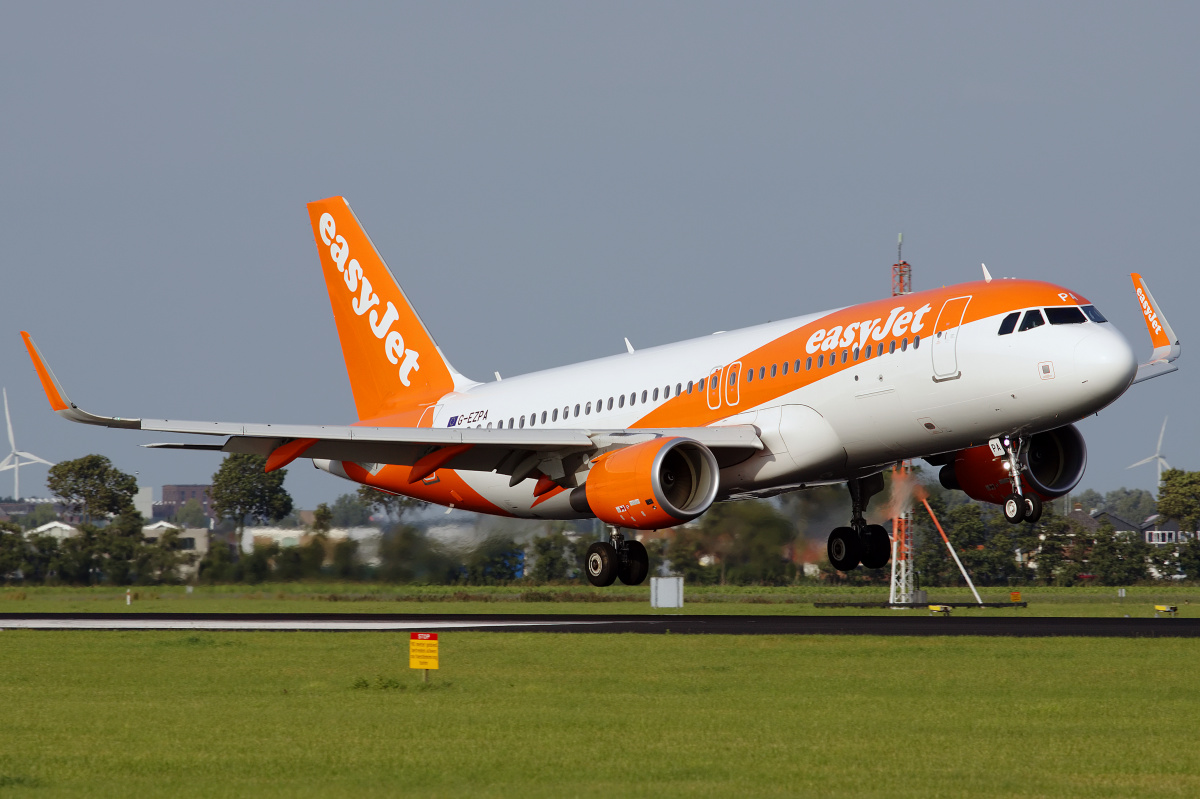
[1073,328,1137,405]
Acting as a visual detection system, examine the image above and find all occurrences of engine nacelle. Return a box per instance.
[571,437,720,530]
[938,424,1088,505]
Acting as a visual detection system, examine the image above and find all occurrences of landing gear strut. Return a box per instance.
[827,474,891,572]
[586,528,649,587]
[998,434,1042,525]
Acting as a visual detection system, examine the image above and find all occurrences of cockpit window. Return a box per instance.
[1018,309,1045,332]
[1081,305,1108,323]
[1045,306,1087,325]
[997,312,1020,336]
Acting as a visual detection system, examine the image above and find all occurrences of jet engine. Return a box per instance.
[571,437,720,530]
[938,424,1088,504]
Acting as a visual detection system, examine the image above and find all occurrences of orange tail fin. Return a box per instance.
[307,197,468,420]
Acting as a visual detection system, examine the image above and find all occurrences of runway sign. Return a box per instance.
[410,632,439,670]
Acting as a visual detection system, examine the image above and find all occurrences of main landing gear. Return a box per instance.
[586,529,649,587]
[827,473,892,572]
[998,434,1043,525]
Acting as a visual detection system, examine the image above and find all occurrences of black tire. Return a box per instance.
[1003,493,1026,524]
[827,527,861,571]
[617,540,650,586]
[859,524,891,569]
[585,542,618,587]
[1023,493,1043,524]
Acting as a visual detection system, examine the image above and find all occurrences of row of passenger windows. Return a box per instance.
[486,332,922,430]
[997,305,1106,336]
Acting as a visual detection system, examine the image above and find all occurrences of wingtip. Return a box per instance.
[19,332,70,412]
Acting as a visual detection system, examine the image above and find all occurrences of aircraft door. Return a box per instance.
[724,361,741,407]
[707,366,724,410]
[931,296,971,381]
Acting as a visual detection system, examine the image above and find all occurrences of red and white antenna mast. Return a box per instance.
[890,234,915,605]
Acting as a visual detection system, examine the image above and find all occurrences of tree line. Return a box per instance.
[5,451,1200,587]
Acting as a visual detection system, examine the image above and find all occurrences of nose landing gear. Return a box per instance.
[997,434,1044,525]
[586,528,650,587]
[826,474,892,572]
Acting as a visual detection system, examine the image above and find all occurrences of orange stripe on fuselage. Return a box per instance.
[342,461,512,517]
[634,279,1088,429]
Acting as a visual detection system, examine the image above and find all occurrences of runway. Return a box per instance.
[2,612,1199,637]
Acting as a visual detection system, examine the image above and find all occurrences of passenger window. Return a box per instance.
[687,381,693,394]
[552,408,558,422]
[509,418,514,428]
[607,397,614,410]
[1045,306,1087,325]
[805,357,812,371]
[653,387,660,401]
[1082,305,1108,323]
[585,402,592,415]
[817,354,824,368]
[641,390,647,403]
[913,335,920,349]
[574,404,580,417]
[841,350,848,364]
[498,420,504,429]
[487,422,492,429]
[519,415,525,428]
[770,364,777,377]
[852,347,860,361]
[781,361,789,376]
[997,312,1020,336]
[563,405,569,419]
[540,411,546,424]
[901,337,908,351]
[1018,310,1045,332]
[747,369,754,383]
[758,367,765,380]
[729,371,736,387]
[865,344,872,358]
[676,383,683,396]
[889,340,896,354]
[529,413,536,427]
[618,395,625,408]
[699,378,706,391]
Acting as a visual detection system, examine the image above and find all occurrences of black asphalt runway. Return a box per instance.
[2,612,1199,637]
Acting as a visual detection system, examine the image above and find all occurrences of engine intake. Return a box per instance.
[938,424,1087,504]
[571,437,720,530]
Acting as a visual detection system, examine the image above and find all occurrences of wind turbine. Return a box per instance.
[0,388,55,500]
[1127,416,1171,486]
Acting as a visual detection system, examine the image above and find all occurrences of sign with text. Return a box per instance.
[409,632,439,670]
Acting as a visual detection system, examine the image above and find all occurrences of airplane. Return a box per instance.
[21,196,1181,587]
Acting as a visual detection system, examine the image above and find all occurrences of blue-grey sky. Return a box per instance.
[1,2,1196,509]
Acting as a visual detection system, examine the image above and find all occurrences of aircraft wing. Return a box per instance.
[20,332,762,483]
[1130,273,1182,385]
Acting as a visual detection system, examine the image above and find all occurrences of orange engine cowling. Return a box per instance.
[571,437,720,530]
[938,424,1088,505]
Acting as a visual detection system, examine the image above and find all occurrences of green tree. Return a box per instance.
[312,503,333,533]
[331,539,360,579]
[1104,488,1156,526]
[1177,536,1200,581]
[0,520,24,581]
[530,527,578,582]
[697,501,797,585]
[1090,522,1150,585]
[1157,469,1200,532]
[357,486,424,522]
[666,525,720,585]
[377,525,460,583]
[210,454,294,559]
[464,536,523,584]
[331,493,371,528]
[173,498,208,529]
[47,455,137,523]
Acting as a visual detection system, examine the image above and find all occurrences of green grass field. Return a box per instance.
[2,583,1199,617]
[1,630,1198,797]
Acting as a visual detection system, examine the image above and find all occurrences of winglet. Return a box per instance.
[19,332,142,429]
[1130,274,1182,385]
[981,263,992,283]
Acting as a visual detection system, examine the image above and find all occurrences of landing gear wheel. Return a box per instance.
[617,540,650,586]
[828,527,861,571]
[1023,494,1043,524]
[859,524,891,569]
[585,542,618,587]
[1003,493,1027,524]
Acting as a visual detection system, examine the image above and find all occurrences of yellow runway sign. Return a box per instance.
[410,632,439,670]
